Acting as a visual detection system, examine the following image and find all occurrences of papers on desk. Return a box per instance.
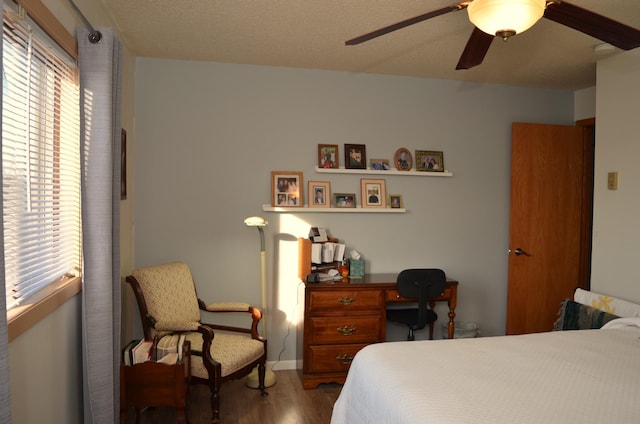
[334,243,346,262]
[309,227,328,242]
[311,242,346,264]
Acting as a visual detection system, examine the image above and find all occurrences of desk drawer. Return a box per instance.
[308,289,384,310]
[307,344,369,373]
[308,316,382,344]
[385,289,414,302]
[387,288,451,303]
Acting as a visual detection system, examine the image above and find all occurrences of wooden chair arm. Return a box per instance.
[196,324,221,371]
[198,299,263,339]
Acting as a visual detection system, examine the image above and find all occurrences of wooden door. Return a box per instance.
[506,122,591,335]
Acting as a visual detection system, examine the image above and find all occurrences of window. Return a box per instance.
[2,2,81,313]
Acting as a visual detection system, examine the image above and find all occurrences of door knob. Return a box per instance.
[513,248,532,256]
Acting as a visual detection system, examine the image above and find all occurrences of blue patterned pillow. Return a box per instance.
[553,299,619,331]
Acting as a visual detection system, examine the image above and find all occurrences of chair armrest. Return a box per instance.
[195,324,220,371]
[200,301,251,312]
[198,300,263,339]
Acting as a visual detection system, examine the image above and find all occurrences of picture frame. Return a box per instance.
[318,144,339,169]
[394,148,413,171]
[272,171,303,207]
[369,159,391,171]
[120,128,127,200]
[308,181,331,208]
[360,178,386,208]
[388,194,403,209]
[344,144,367,169]
[333,193,356,208]
[415,150,444,172]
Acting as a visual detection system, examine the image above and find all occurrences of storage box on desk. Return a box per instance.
[298,237,340,280]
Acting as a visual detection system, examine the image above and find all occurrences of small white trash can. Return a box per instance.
[441,321,479,339]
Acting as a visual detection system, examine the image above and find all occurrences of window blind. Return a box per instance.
[2,4,81,310]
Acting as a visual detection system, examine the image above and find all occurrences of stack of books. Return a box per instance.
[122,339,153,365]
[122,334,187,366]
[155,334,187,365]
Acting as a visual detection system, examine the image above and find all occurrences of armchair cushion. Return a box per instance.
[155,321,201,332]
[182,331,266,378]
[132,262,202,332]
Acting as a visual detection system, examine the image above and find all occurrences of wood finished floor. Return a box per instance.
[124,370,342,424]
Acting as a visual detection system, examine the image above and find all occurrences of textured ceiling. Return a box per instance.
[101,0,640,90]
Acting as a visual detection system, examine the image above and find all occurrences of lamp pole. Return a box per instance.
[257,225,267,338]
[244,216,276,388]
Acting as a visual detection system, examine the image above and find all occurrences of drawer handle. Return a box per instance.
[337,325,356,336]
[338,296,356,305]
[336,354,355,364]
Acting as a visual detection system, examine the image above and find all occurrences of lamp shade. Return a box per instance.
[468,0,545,37]
[244,216,267,227]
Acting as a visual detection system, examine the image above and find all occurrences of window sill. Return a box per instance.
[7,275,82,342]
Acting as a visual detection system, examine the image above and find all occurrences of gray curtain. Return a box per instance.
[0,0,13,419]
[78,27,122,424]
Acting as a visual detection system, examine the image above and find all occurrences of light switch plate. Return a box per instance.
[607,172,618,190]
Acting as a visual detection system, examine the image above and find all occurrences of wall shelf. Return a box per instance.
[314,166,453,177]
[262,205,406,213]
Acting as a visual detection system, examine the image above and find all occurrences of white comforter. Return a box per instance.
[331,320,640,424]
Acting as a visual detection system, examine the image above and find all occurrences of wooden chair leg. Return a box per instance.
[176,405,187,424]
[258,362,268,397]
[210,385,221,423]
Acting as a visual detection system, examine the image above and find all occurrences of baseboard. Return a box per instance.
[268,359,299,371]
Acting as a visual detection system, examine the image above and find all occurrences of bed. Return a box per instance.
[331,292,640,424]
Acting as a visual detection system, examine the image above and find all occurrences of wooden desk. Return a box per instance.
[297,273,458,389]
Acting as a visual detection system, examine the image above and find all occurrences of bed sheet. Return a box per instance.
[331,326,640,424]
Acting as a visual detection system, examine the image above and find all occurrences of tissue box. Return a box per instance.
[349,259,364,278]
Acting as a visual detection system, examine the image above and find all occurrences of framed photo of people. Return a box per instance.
[394,148,413,171]
[370,159,390,171]
[318,144,339,169]
[344,144,367,169]
[120,128,127,199]
[360,178,386,208]
[415,150,444,172]
[333,193,356,208]
[272,171,303,207]
[308,181,331,208]
[388,194,403,209]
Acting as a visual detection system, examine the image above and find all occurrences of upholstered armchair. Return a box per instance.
[126,261,268,423]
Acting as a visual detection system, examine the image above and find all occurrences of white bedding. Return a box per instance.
[331,321,640,424]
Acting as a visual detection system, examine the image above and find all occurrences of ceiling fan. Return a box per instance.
[345,0,640,70]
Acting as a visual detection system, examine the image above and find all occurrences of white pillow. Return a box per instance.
[574,288,640,318]
[601,317,640,331]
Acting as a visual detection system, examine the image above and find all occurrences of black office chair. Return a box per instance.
[387,269,446,341]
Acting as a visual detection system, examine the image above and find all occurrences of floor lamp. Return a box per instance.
[244,216,277,388]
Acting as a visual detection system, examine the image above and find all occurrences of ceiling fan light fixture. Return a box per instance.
[468,0,546,39]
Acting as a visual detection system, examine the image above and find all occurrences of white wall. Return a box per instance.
[590,49,640,303]
[134,58,575,364]
[574,86,596,121]
[8,297,83,423]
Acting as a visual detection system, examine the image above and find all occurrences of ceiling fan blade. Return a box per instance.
[456,27,494,70]
[544,1,640,50]
[345,2,469,46]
